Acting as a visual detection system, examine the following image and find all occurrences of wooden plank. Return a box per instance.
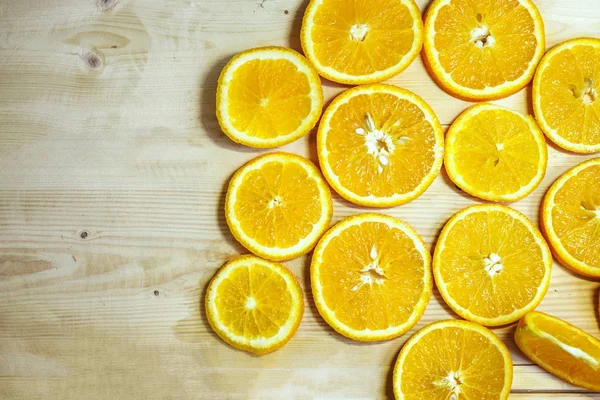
[1,0,599,398]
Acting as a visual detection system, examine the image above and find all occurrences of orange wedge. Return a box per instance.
[423,0,545,100]
[515,311,600,392]
[216,47,323,148]
[300,0,423,84]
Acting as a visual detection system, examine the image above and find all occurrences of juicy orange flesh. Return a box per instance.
[433,0,538,89]
[214,263,292,339]
[538,45,600,145]
[550,164,600,268]
[517,314,600,387]
[450,109,541,194]
[400,326,507,399]
[310,0,415,75]
[325,93,437,197]
[319,221,426,331]
[438,210,545,318]
[234,160,322,248]
[227,58,313,138]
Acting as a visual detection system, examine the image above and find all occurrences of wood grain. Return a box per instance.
[0,0,599,398]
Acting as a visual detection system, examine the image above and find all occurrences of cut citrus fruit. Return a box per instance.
[533,38,600,153]
[317,84,444,207]
[393,319,513,400]
[205,255,304,355]
[541,157,600,278]
[445,103,547,202]
[423,0,545,100]
[216,46,323,148]
[433,204,552,326]
[225,152,333,261]
[300,0,423,84]
[515,311,600,392]
[311,213,431,341]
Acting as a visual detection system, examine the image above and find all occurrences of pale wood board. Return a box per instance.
[0,0,599,398]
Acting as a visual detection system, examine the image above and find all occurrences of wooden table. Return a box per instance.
[1,0,599,398]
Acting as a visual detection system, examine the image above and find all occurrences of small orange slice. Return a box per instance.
[533,38,600,153]
[541,157,600,278]
[445,103,547,202]
[216,47,323,148]
[515,311,600,392]
[317,84,444,207]
[225,152,333,261]
[433,204,552,326]
[311,213,431,341]
[300,0,423,84]
[423,0,545,100]
[393,319,513,400]
[205,255,304,355]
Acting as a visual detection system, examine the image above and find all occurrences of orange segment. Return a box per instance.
[541,158,600,277]
[423,0,545,100]
[216,47,323,148]
[205,255,304,355]
[445,103,547,202]
[311,213,431,341]
[515,311,600,391]
[533,38,600,153]
[433,204,552,326]
[393,319,513,400]
[300,0,423,84]
[225,152,333,261]
[317,84,444,207]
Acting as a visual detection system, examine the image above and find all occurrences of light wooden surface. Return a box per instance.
[0,0,599,398]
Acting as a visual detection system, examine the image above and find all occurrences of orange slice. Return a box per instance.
[225,152,333,261]
[423,0,545,100]
[205,255,304,355]
[533,38,600,153]
[433,204,552,326]
[311,213,431,341]
[300,0,423,84]
[317,84,444,207]
[394,319,513,400]
[515,311,600,392]
[445,103,547,202]
[541,157,600,278]
[216,47,323,148]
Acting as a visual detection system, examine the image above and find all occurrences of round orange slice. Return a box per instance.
[300,0,423,84]
[311,213,431,341]
[445,103,547,202]
[394,319,513,400]
[423,0,545,100]
[225,152,333,261]
[541,157,600,278]
[216,46,323,148]
[533,38,600,153]
[317,84,444,207]
[433,204,552,326]
[515,311,600,392]
[205,255,304,355]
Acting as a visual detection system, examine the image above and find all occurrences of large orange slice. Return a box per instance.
[205,255,304,355]
[533,38,600,153]
[393,319,513,400]
[216,47,323,148]
[311,213,431,341]
[515,311,600,392]
[300,0,423,84]
[445,103,547,202]
[433,204,552,326]
[423,0,545,100]
[317,84,444,207]
[541,157,600,278]
[225,152,333,261]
